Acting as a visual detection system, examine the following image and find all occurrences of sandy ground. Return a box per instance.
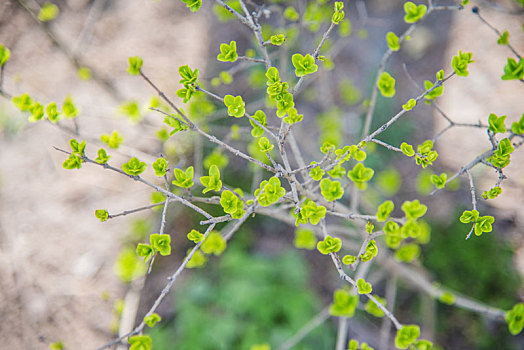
[0,1,523,349]
[0,0,207,348]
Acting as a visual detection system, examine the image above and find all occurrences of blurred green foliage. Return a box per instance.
[149,242,335,349]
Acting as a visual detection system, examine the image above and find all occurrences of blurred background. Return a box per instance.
[0,0,523,349]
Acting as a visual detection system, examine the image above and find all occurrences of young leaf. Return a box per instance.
[152,158,168,177]
[365,296,386,317]
[505,303,524,335]
[497,30,509,45]
[144,313,161,328]
[38,2,59,22]
[217,41,238,62]
[100,130,123,149]
[501,58,524,80]
[199,164,222,193]
[342,255,357,265]
[430,173,447,189]
[224,95,245,118]
[386,32,400,51]
[474,215,494,236]
[180,0,202,12]
[270,34,286,46]
[376,200,394,222]
[95,209,109,222]
[329,289,359,317]
[488,113,507,133]
[128,335,152,350]
[451,50,474,77]
[400,142,415,157]
[320,178,344,201]
[127,56,143,75]
[401,200,427,220]
[317,235,342,254]
[511,113,524,134]
[187,229,204,243]
[404,2,427,23]
[258,136,274,153]
[136,243,153,261]
[294,228,317,250]
[347,163,374,190]
[201,231,227,255]
[356,278,372,294]
[395,325,420,349]
[46,102,60,123]
[482,186,502,199]
[459,209,479,223]
[122,157,147,176]
[402,98,416,111]
[0,44,11,66]
[377,72,396,97]
[172,166,194,188]
[150,233,171,256]
[292,53,318,77]
[95,148,110,164]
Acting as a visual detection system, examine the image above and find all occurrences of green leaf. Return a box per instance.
[332,2,345,24]
[178,64,199,85]
[38,2,59,22]
[115,248,146,282]
[62,154,83,170]
[172,166,194,188]
[329,289,359,317]
[327,165,346,178]
[217,41,238,62]
[439,292,455,305]
[270,34,286,46]
[152,158,168,177]
[294,228,317,250]
[404,2,427,23]
[201,231,227,255]
[292,53,318,77]
[501,58,524,80]
[250,110,267,138]
[150,233,171,256]
[176,85,196,103]
[12,93,33,111]
[424,80,444,101]
[430,173,447,189]
[436,69,445,80]
[474,215,494,236]
[401,220,421,238]
[62,96,78,118]
[365,296,386,317]
[186,249,207,268]
[401,200,427,220]
[320,178,344,201]
[77,66,92,81]
[386,32,400,51]
[136,243,153,261]
[400,142,415,157]
[506,303,524,335]
[95,209,109,222]
[347,163,374,190]
[256,177,286,207]
[266,67,281,85]
[511,113,524,134]
[360,240,378,262]
[224,94,245,118]
[283,107,304,125]
[95,148,110,164]
[482,186,502,199]
[302,200,327,225]
[187,229,204,243]
[497,138,514,157]
[46,102,60,123]
[366,221,374,234]
[220,190,245,217]
[284,6,299,21]
[28,102,44,122]
[129,335,152,350]
[488,113,507,133]
[395,243,420,262]
[0,44,11,66]
[180,0,202,12]
[402,98,416,111]
[258,136,274,153]
[395,325,420,349]
[376,200,394,222]
[451,50,474,77]
[356,278,372,294]
[459,209,479,223]
[497,30,509,45]
[316,235,342,254]
[309,164,325,181]
[127,56,143,75]
[119,100,141,122]
[342,255,357,265]
[100,130,123,149]
[200,164,222,193]
[377,72,396,97]
[144,313,161,328]
[122,157,147,176]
